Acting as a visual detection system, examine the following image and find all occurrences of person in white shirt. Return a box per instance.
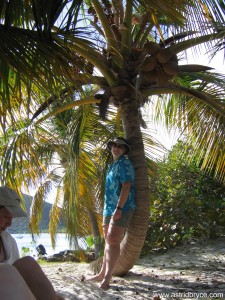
[0,186,64,300]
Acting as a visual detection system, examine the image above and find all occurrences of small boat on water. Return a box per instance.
[15,234,24,239]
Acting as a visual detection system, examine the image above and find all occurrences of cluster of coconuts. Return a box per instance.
[96,42,179,109]
[131,41,179,87]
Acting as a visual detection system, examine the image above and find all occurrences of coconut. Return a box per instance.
[170,52,178,63]
[131,47,143,59]
[156,70,172,86]
[137,56,157,72]
[163,61,179,75]
[141,70,157,86]
[111,85,129,96]
[142,41,161,56]
[156,48,174,64]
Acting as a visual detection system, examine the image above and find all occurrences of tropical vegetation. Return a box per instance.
[0,1,225,275]
[142,140,225,256]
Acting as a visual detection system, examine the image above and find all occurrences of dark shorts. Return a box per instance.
[103,210,134,228]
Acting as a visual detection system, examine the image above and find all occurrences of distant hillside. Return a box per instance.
[9,194,65,234]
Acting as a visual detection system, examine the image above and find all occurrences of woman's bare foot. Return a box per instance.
[86,274,104,282]
[99,278,110,290]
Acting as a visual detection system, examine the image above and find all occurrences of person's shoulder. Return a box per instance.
[1,231,14,241]
[120,156,133,166]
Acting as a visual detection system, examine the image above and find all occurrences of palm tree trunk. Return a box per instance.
[113,98,150,275]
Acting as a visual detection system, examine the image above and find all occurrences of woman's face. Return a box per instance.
[0,207,13,233]
[111,143,126,158]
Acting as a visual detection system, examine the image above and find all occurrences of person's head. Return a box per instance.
[107,137,131,159]
[0,187,27,232]
[0,206,13,232]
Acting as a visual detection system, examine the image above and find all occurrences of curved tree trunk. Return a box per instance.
[113,98,150,275]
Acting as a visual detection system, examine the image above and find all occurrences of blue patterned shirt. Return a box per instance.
[103,155,136,216]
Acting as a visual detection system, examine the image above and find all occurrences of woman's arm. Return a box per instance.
[113,181,131,220]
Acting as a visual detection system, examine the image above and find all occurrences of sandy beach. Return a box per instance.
[42,237,225,299]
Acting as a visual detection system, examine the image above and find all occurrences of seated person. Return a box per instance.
[0,186,64,300]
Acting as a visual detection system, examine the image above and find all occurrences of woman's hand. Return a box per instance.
[112,209,122,221]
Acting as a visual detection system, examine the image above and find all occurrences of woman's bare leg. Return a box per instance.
[13,256,63,300]
[100,224,125,290]
[87,224,109,282]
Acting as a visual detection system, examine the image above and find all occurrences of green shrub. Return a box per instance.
[21,246,31,257]
[142,141,225,256]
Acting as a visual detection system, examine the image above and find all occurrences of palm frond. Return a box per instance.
[152,75,225,180]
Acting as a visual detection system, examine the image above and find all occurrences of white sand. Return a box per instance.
[42,237,225,300]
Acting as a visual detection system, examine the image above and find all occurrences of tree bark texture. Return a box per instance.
[113,99,150,275]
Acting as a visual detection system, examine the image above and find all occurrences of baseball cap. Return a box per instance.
[0,186,27,218]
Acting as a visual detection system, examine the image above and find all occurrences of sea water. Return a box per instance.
[12,233,85,257]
